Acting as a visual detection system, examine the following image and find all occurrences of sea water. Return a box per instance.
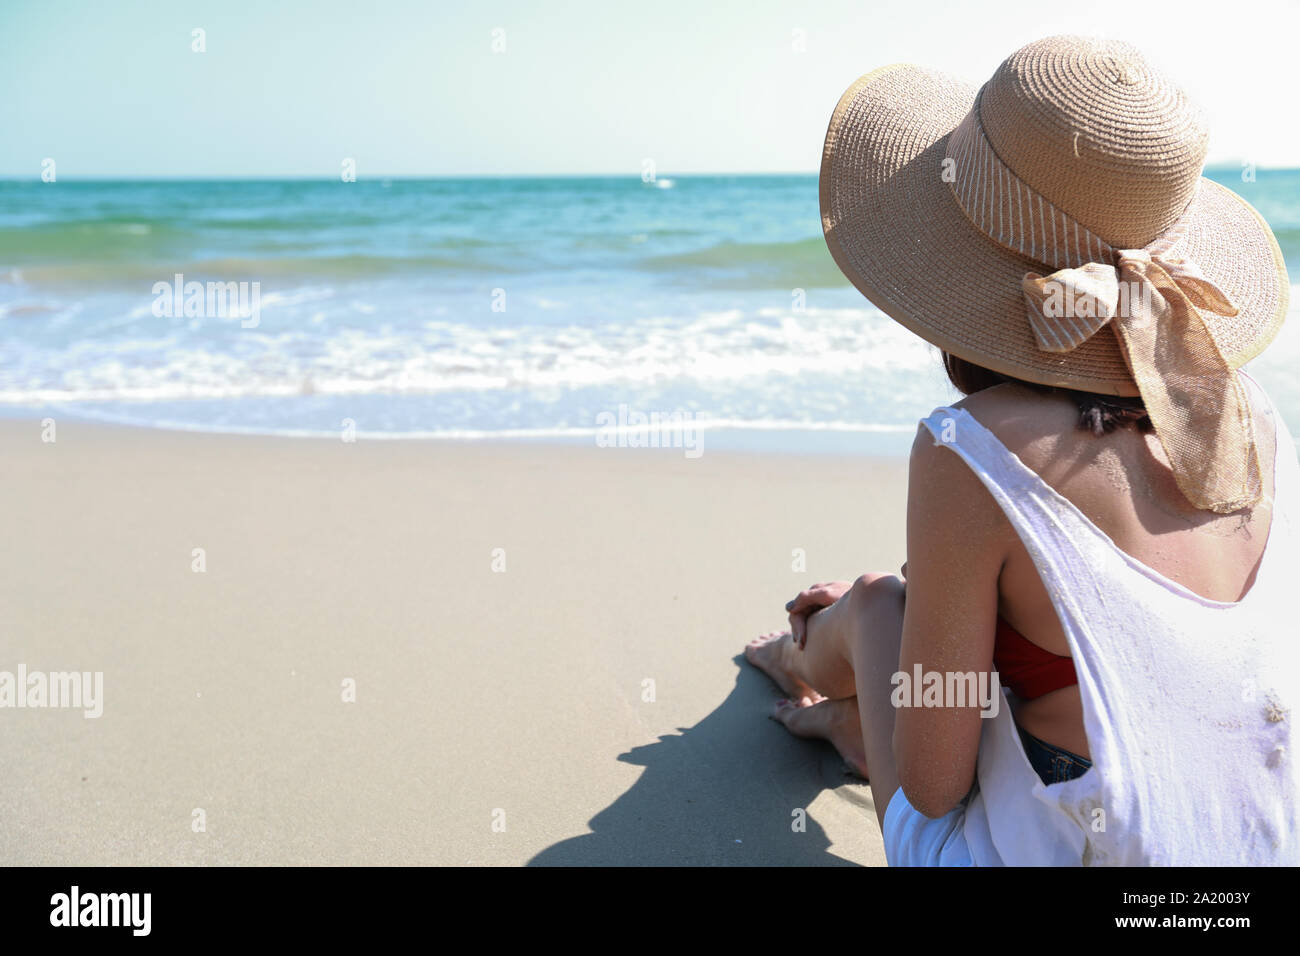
[1,171,1296,454]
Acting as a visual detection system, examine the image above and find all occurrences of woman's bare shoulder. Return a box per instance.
[946,383,1082,472]
[907,388,1030,539]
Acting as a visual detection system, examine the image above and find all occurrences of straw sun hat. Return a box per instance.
[820,35,1290,513]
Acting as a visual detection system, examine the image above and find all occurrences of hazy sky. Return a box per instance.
[3,0,1297,178]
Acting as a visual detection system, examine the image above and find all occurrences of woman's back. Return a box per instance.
[955,376,1279,759]
[918,374,1300,864]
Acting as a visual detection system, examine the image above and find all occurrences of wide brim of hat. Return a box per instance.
[820,64,1291,397]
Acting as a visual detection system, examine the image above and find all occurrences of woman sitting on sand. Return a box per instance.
[745,35,1300,865]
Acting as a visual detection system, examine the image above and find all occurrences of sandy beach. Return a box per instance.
[0,418,908,865]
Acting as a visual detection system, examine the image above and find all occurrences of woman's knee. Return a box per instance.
[850,572,905,608]
[846,573,906,646]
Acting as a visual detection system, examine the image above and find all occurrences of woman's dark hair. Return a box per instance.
[942,351,1151,436]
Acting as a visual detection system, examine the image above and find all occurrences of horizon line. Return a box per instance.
[0,163,1289,183]
[0,171,822,183]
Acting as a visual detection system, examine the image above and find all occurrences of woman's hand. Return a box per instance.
[785,581,853,649]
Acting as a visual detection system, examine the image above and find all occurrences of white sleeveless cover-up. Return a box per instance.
[882,373,1300,866]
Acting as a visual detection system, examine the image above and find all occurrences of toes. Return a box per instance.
[745,630,788,654]
[771,695,819,721]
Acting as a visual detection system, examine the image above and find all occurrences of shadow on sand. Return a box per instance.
[528,654,872,866]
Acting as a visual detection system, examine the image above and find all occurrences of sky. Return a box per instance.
[2,0,1298,178]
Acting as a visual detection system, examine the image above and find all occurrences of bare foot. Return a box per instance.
[772,696,869,780]
[744,630,821,703]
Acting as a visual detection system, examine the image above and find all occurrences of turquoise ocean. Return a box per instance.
[2,171,1298,453]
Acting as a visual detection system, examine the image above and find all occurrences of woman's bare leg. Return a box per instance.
[746,573,906,827]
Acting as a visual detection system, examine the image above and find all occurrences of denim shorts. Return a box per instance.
[1017,724,1092,785]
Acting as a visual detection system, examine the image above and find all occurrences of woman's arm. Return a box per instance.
[892,424,1012,817]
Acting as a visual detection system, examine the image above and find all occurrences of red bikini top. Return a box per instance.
[994,616,1076,700]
